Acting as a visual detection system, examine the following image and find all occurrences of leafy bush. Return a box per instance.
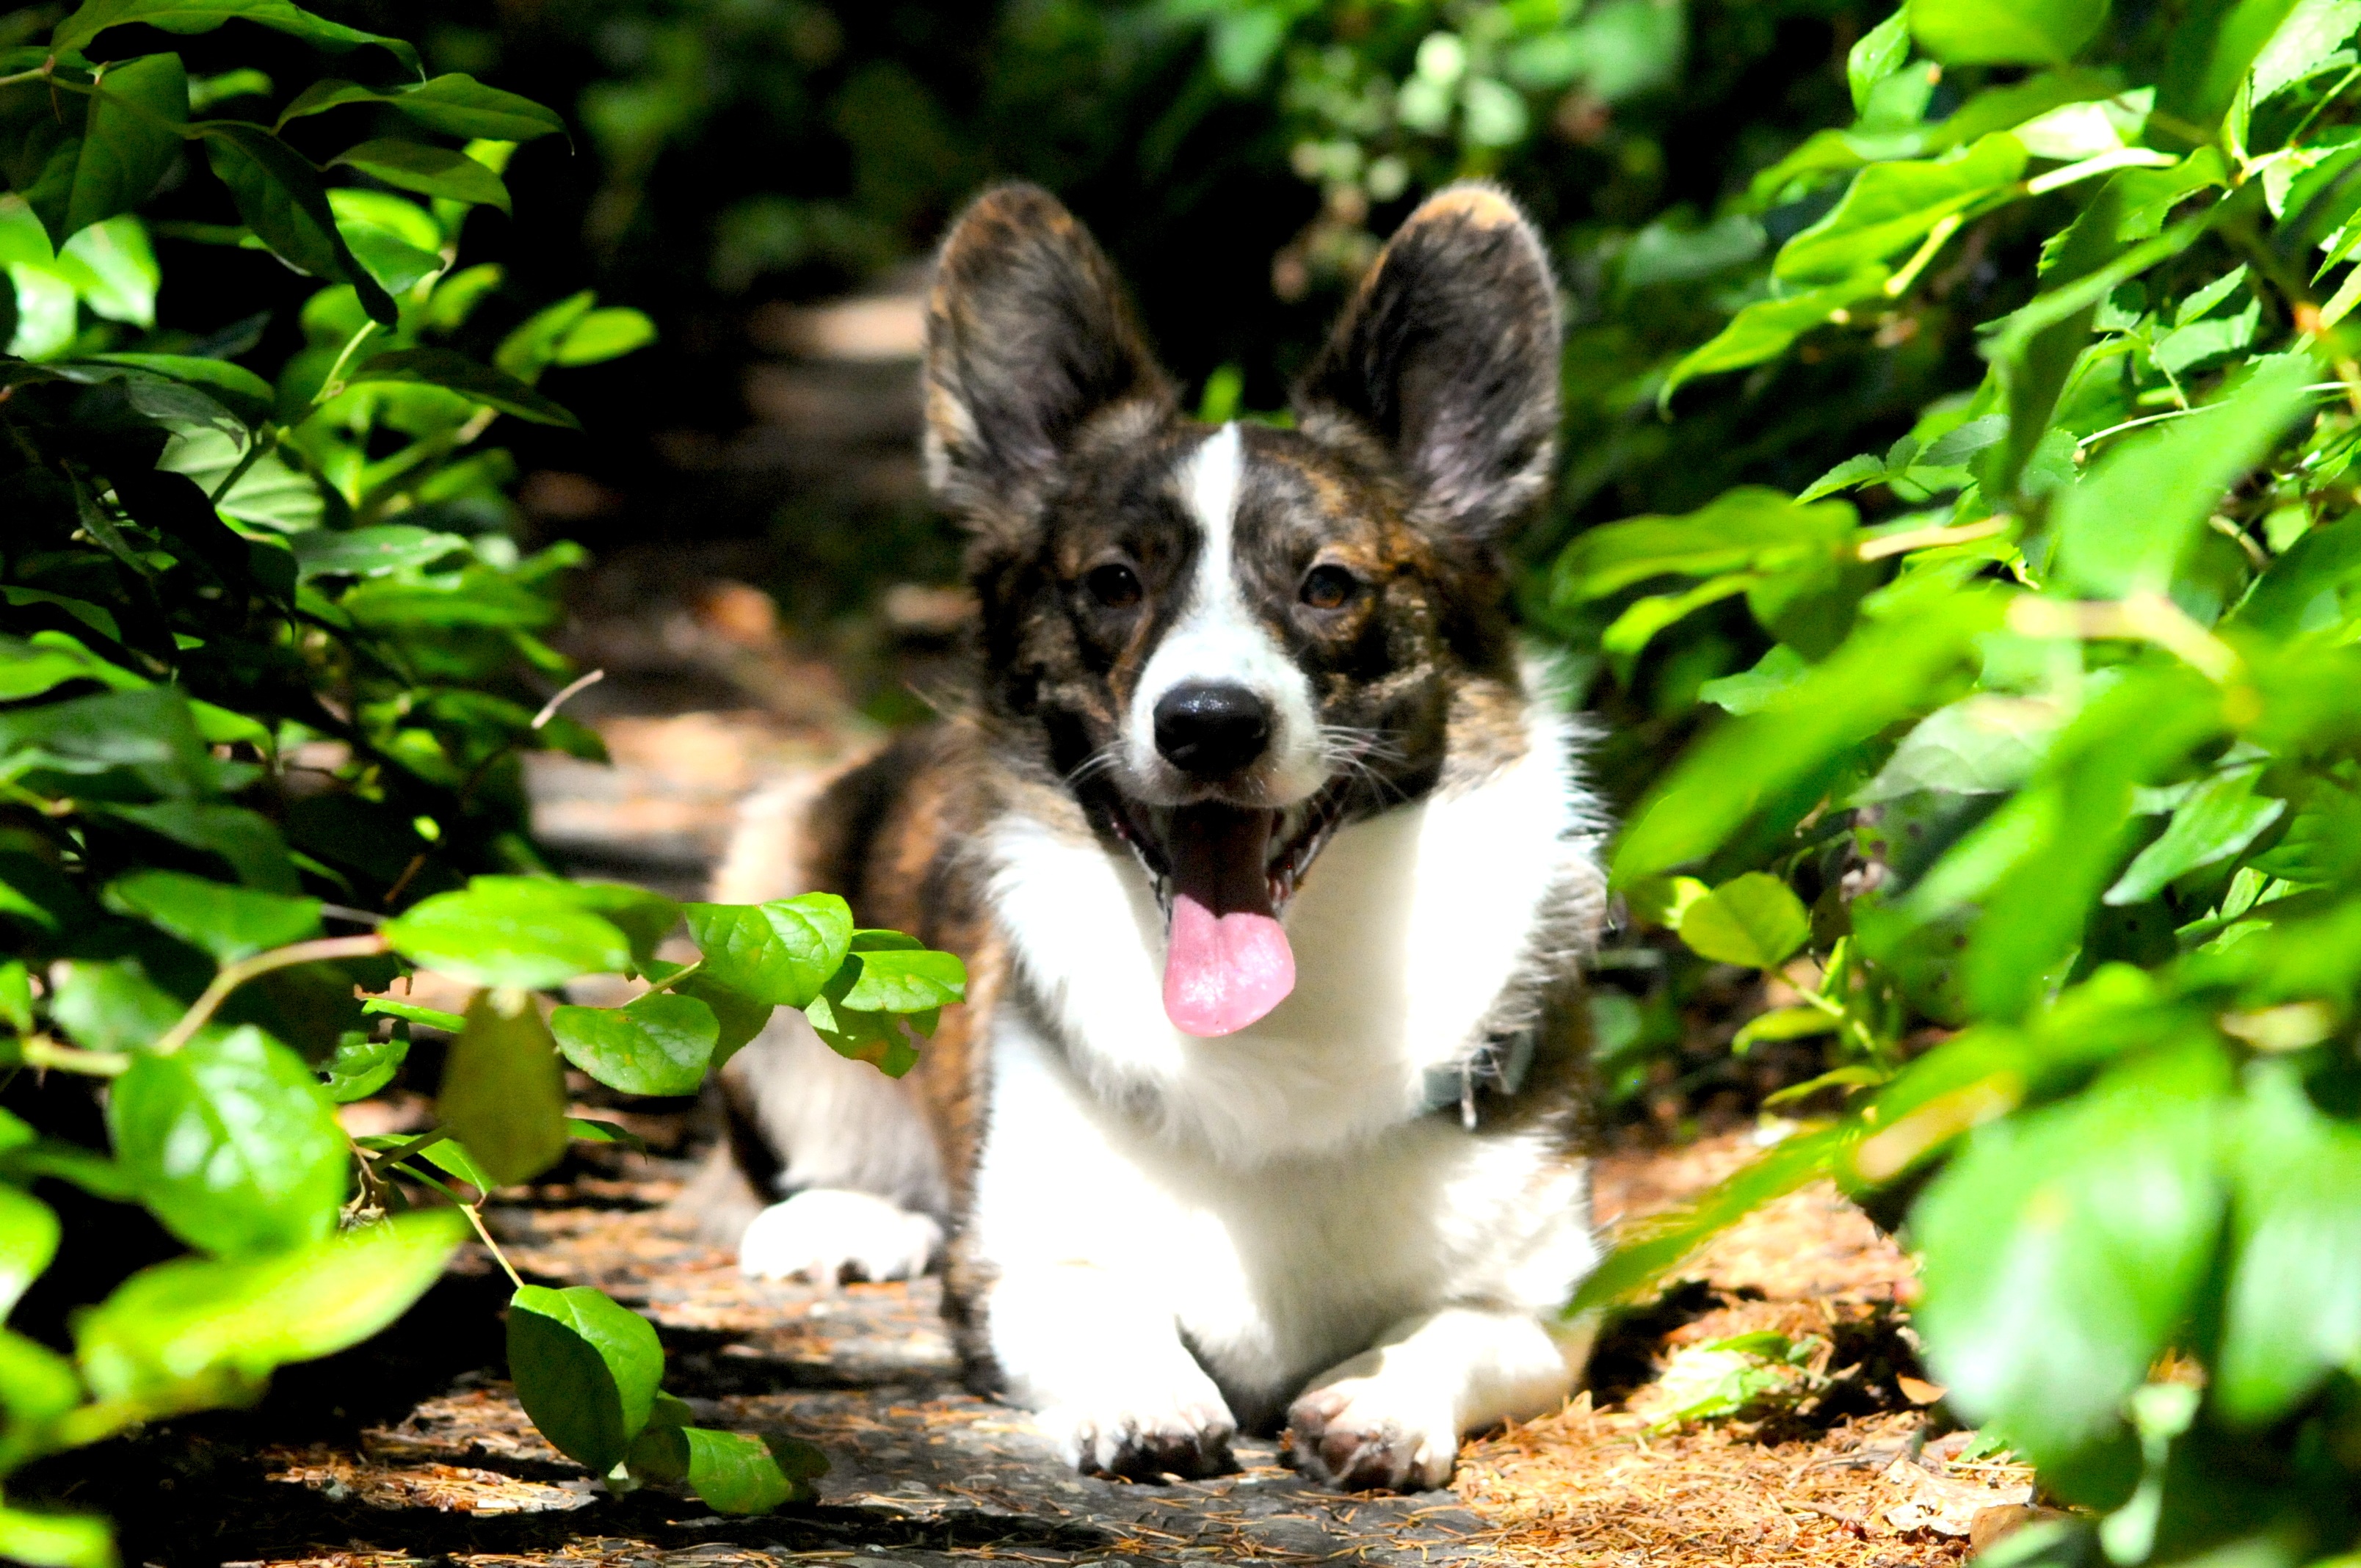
[0,4,960,1560]
[1558,1,2361,1562]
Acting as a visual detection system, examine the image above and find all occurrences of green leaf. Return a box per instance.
[319,1031,405,1102]
[1676,873,1811,968]
[2233,516,2361,636]
[552,308,655,365]
[100,801,300,893]
[672,973,773,1070]
[76,1210,466,1418]
[2106,764,2286,905]
[548,992,717,1098]
[1907,0,2108,65]
[50,0,420,72]
[1854,694,2067,803]
[1776,134,2028,284]
[506,1283,662,1473]
[1732,1004,1843,1051]
[2215,1061,2361,1426]
[108,1024,347,1256]
[1914,1039,2228,1470]
[80,352,272,424]
[0,1184,61,1318]
[2164,0,2307,126]
[1660,268,1890,401]
[330,139,509,213]
[290,524,468,580]
[361,997,465,1032]
[101,870,321,962]
[0,1505,115,1568]
[0,959,31,1034]
[1797,452,1889,503]
[1571,1124,1857,1313]
[835,948,965,1014]
[275,73,564,142]
[493,289,594,378]
[0,1328,84,1471]
[683,894,854,1009]
[1760,1062,1890,1107]
[383,879,633,990]
[437,988,567,1188]
[408,1136,498,1194]
[1614,587,2004,881]
[566,1117,647,1152]
[26,53,187,247]
[1849,10,1914,115]
[681,1427,813,1513]
[46,962,181,1055]
[197,123,396,325]
[347,346,580,428]
[1553,487,1858,603]
[530,880,678,970]
[2053,353,2313,598]
[2252,0,2361,100]
[0,686,210,795]
[1697,645,1812,715]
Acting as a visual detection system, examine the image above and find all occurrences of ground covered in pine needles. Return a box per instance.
[29,1124,2041,1568]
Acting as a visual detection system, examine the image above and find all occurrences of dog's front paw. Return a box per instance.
[1285,1379,1459,1492]
[739,1188,941,1287]
[1042,1382,1238,1481]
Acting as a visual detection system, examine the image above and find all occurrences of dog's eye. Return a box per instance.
[1301,564,1360,611]
[1084,562,1143,609]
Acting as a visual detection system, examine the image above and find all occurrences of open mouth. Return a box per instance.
[1094,784,1351,1038]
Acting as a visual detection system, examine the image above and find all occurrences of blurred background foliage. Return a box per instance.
[71,0,1943,681]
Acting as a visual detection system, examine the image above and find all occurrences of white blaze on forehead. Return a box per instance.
[1126,423,1324,805]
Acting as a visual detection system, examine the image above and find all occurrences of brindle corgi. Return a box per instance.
[697,181,1609,1492]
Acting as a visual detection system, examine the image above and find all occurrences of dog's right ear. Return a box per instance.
[923,184,1172,533]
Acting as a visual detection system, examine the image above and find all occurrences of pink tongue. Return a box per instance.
[1161,804,1296,1037]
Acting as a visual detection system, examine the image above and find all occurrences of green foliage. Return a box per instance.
[1561,0,2361,1559]
[0,1,957,1551]
[507,1285,824,1508]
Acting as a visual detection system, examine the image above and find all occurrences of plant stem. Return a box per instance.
[206,423,278,507]
[459,1200,524,1288]
[153,933,391,1055]
[1857,515,2006,561]
[18,1037,130,1075]
[531,668,605,729]
[372,1126,451,1168]
[314,322,381,406]
[1885,212,1963,298]
[638,959,703,996]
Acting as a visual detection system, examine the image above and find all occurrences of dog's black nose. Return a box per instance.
[1154,683,1272,777]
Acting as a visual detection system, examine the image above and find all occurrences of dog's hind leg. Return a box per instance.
[1285,1307,1593,1492]
[697,1007,951,1288]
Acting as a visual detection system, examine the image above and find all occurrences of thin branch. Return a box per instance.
[532,668,605,729]
[153,934,391,1055]
[457,1199,524,1288]
[1858,516,2007,561]
[18,1037,129,1076]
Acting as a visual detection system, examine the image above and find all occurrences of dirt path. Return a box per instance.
[48,1130,2026,1568]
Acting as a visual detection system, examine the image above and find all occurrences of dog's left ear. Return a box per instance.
[1294,183,1560,542]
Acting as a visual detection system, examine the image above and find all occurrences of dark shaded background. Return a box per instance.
[106,0,2014,653]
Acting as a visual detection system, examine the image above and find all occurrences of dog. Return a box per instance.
[694,181,1609,1492]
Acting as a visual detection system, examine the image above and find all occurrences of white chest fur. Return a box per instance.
[969,701,1606,1415]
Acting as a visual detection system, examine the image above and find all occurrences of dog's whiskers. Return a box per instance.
[1066,743,1125,787]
